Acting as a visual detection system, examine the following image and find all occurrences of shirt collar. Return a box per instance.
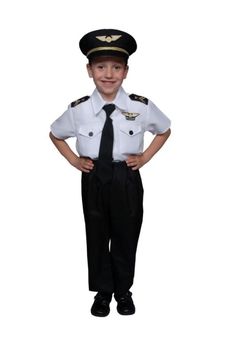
[91,87,128,115]
[113,87,128,111]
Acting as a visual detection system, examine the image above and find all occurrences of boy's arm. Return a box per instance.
[126,128,171,170]
[49,132,94,172]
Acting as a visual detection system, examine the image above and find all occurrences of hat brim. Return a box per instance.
[87,49,129,61]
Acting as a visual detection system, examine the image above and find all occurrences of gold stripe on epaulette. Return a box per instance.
[71,95,90,107]
[129,94,148,105]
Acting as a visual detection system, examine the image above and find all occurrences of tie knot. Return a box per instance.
[103,104,116,117]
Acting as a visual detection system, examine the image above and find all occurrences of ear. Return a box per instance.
[123,65,129,79]
[86,63,93,78]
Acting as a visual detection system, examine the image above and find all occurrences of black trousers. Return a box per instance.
[81,161,143,295]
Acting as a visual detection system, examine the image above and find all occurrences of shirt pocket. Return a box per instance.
[119,121,143,155]
[77,122,103,157]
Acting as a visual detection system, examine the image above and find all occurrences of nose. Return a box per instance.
[104,67,112,78]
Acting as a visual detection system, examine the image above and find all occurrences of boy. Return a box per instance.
[49,29,171,317]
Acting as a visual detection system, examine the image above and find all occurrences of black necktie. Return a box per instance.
[97,104,116,183]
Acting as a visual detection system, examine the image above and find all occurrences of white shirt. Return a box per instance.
[50,87,171,161]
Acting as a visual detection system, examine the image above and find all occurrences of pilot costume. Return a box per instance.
[50,29,171,313]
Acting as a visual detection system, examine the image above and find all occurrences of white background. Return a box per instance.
[1,0,236,351]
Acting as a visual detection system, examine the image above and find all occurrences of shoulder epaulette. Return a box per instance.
[129,94,148,105]
[71,95,90,107]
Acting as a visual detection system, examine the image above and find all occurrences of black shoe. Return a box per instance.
[115,291,135,315]
[91,292,112,317]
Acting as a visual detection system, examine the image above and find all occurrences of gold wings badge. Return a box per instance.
[96,35,122,43]
[122,112,140,121]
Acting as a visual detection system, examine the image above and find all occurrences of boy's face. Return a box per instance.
[87,57,128,101]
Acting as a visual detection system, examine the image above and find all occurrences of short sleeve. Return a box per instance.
[50,107,76,139]
[145,100,171,134]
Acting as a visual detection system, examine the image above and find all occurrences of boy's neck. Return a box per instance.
[98,86,122,104]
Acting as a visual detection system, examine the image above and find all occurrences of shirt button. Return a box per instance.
[129,130,134,135]
[88,131,93,137]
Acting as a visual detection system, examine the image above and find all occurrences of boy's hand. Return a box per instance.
[126,154,148,170]
[70,156,94,173]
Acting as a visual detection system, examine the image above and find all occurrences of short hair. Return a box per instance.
[88,57,128,66]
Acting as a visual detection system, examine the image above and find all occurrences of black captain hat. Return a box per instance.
[79,29,137,60]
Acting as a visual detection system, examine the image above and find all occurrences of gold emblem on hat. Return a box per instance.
[122,112,140,121]
[96,35,122,43]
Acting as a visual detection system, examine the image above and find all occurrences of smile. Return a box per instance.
[101,80,116,84]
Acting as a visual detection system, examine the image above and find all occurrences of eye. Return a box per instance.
[114,65,122,70]
[97,65,104,69]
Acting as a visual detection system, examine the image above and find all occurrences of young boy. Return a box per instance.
[49,29,171,317]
